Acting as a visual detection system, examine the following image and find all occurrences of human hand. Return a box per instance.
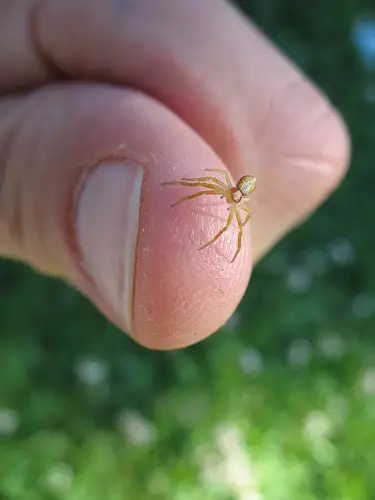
[0,0,350,349]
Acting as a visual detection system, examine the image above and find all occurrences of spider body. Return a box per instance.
[161,169,257,263]
[226,175,257,204]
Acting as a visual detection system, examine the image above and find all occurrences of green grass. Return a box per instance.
[2,0,375,498]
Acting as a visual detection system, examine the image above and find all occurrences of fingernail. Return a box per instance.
[76,162,144,333]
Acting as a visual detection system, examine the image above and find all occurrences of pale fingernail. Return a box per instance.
[76,162,144,333]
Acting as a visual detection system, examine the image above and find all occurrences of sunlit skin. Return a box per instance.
[161,169,257,263]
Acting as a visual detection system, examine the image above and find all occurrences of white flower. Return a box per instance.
[303,411,333,440]
[40,463,74,494]
[310,440,337,466]
[318,333,347,360]
[199,422,264,499]
[286,266,312,293]
[214,423,244,454]
[327,238,355,266]
[117,409,156,446]
[0,408,20,436]
[359,368,375,394]
[74,356,110,386]
[238,349,264,375]
[303,411,337,464]
[239,490,263,500]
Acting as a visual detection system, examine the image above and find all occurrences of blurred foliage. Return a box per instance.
[1,0,375,499]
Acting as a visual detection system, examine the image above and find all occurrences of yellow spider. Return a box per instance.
[161,169,257,263]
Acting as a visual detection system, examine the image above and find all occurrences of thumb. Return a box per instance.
[0,83,252,349]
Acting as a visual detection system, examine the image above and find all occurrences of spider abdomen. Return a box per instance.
[238,176,257,197]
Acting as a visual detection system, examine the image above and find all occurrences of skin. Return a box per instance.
[0,0,350,349]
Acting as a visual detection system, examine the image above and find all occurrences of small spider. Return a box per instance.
[161,168,257,263]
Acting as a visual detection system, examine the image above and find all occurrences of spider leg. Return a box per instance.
[239,204,252,226]
[204,169,232,187]
[161,180,223,193]
[231,208,244,263]
[181,176,227,189]
[199,208,235,250]
[171,190,220,207]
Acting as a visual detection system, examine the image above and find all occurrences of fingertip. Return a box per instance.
[131,165,253,350]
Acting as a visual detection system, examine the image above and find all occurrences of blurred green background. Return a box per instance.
[1,1,375,499]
